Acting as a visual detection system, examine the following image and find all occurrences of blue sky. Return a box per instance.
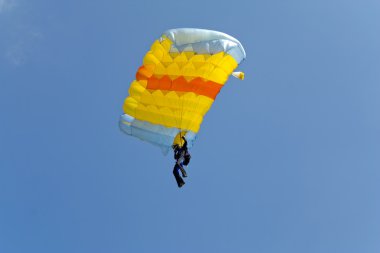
[1,0,380,252]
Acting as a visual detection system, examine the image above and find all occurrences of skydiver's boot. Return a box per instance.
[179,166,187,178]
[173,165,185,188]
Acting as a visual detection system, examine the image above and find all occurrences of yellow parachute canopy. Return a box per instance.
[119,28,246,153]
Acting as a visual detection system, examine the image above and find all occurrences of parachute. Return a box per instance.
[119,28,246,153]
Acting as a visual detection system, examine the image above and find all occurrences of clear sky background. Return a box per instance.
[1,0,379,252]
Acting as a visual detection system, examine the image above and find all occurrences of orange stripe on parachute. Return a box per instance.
[136,66,222,99]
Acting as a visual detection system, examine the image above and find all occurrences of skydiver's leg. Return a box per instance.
[173,164,185,188]
[179,163,187,178]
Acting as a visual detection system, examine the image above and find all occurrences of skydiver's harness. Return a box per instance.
[174,146,191,166]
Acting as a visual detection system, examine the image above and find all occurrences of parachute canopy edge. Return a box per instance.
[163,28,246,63]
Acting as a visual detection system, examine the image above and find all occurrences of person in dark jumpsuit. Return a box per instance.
[172,136,191,188]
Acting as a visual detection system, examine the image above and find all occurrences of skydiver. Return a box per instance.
[172,136,191,188]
